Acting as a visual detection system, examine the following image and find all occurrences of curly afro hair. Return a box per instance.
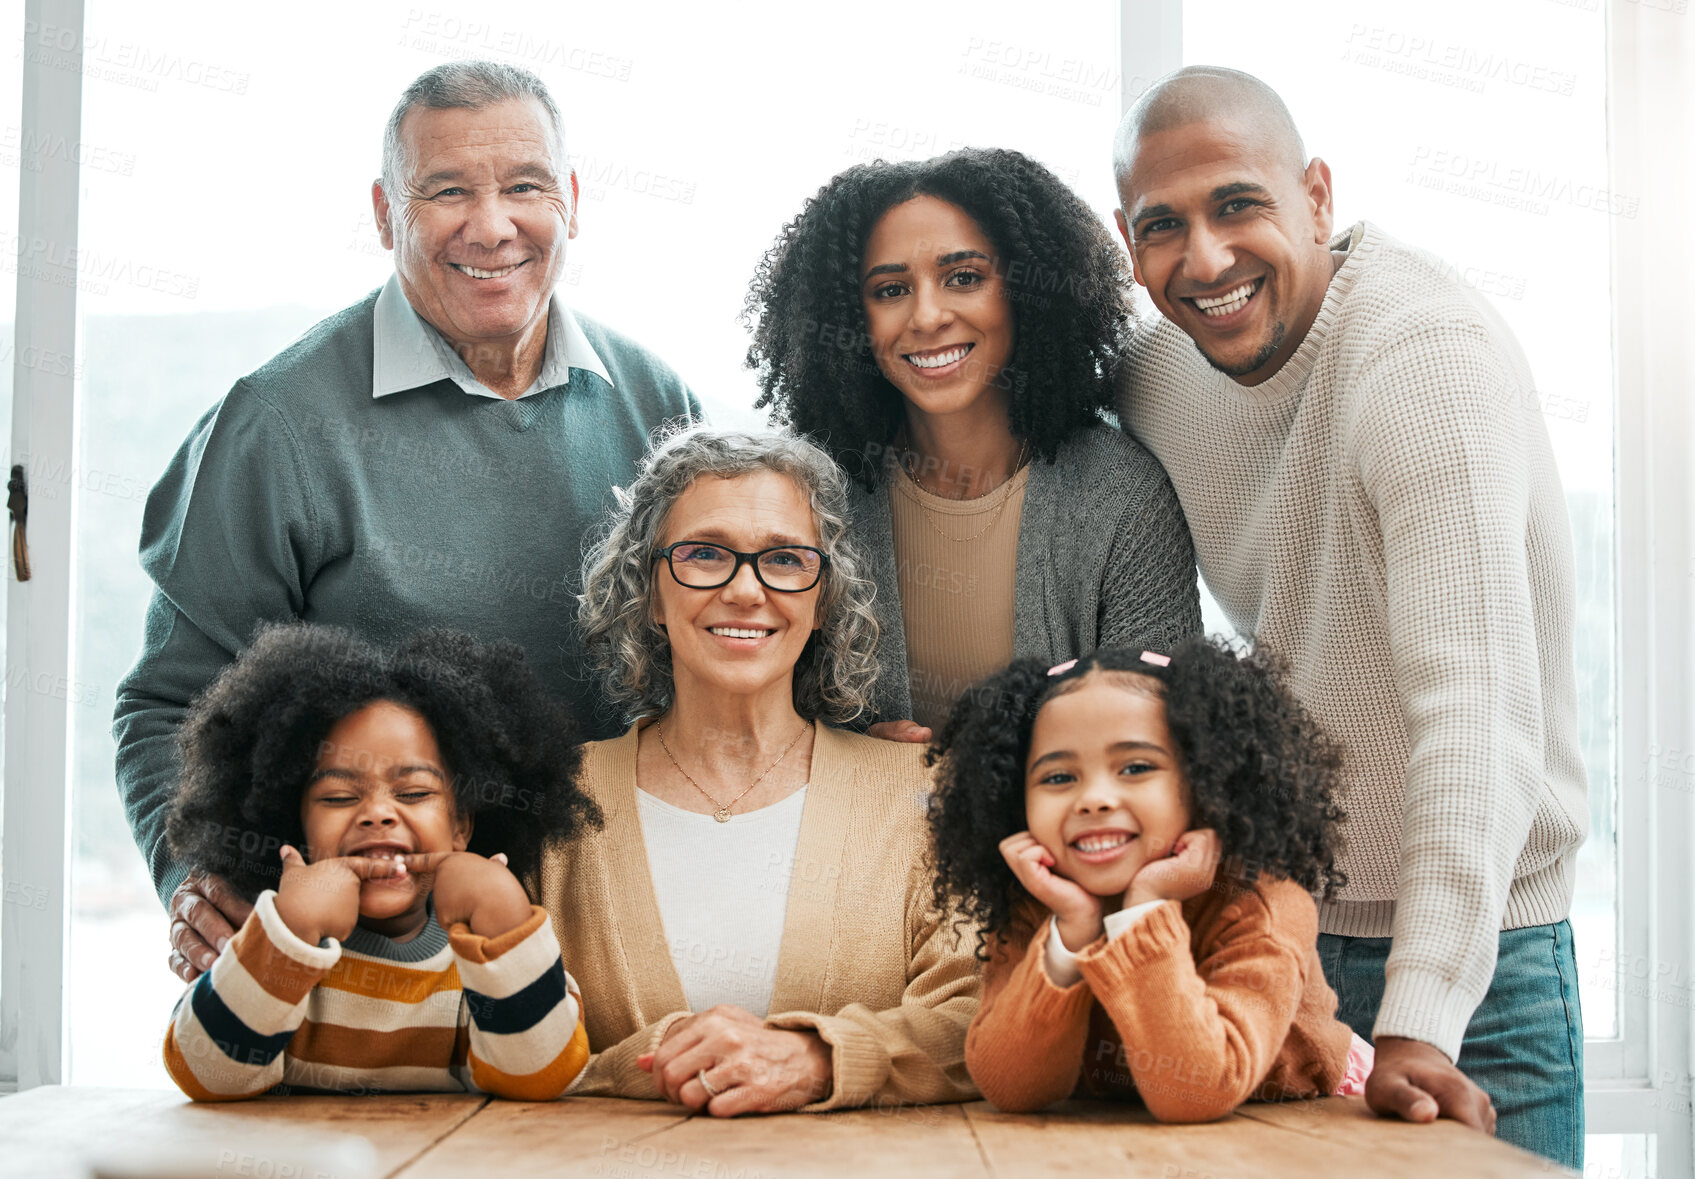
[166,623,601,901]
[742,147,1132,488]
[926,637,1346,951]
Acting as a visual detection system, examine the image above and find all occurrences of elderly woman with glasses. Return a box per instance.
[537,425,979,1115]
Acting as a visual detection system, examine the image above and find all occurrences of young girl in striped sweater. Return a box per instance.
[926,639,1371,1121]
[161,623,601,1101]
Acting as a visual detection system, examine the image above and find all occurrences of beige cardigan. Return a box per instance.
[536,720,981,1111]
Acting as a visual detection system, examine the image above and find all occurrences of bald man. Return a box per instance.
[1110,67,1586,1167]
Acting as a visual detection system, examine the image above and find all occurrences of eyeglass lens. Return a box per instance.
[668,543,822,589]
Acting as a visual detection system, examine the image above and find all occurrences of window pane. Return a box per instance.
[68,0,1120,1085]
[1183,0,1617,1036]
[1587,1134,1655,1179]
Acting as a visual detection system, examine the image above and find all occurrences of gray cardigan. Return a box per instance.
[850,424,1203,724]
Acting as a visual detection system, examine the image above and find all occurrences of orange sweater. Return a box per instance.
[966,877,1351,1122]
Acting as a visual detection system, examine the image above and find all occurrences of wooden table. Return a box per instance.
[1,1086,1567,1178]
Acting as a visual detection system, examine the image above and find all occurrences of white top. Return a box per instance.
[637,786,809,1018]
[1117,220,1587,1059]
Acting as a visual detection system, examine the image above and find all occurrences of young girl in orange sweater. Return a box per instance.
[927,639,1372,1121]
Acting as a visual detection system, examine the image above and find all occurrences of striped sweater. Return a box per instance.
[163,889,588,1101]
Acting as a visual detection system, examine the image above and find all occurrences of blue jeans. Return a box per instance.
[1318,921,1584,1169]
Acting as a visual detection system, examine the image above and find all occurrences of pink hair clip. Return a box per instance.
[1046,658,1077,677]
[1140,650,1171,667]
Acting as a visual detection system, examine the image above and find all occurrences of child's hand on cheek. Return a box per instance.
[401,851,533,938]
[1124,828,1221,910]
[999,831,1105,952]
[274,844,406,945]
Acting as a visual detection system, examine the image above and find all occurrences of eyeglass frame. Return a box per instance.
[652,541,831,593]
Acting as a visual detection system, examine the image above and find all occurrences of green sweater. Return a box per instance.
[113,288,698,904]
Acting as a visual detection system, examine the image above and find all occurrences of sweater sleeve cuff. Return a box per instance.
[448,905,549,965]
[1041,905,1159,984]
[571,1011,693,1101]
[450,906,571,1020]
[1023,918,1094,999]
[620,1011,696,1099]
[253,889,342,971]
[762,1010,876,1112]
[158,859,190,912]
[1076,899,1186,978]
[1374,967,1482,1063]
[645,1012,693,1056]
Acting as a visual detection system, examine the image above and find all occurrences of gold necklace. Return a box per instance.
[895,440,1030,544]
[652,720,811,823]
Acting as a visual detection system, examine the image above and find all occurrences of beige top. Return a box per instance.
[889,466,1029,731]
[535,720,981,1110]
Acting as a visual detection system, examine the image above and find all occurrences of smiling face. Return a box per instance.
[301,700,470,938]
[373,97,578,357]
[652,470,824,710]
[1115,115,1335,386]
[1024,674,1191,901]
[860,195,1016,426]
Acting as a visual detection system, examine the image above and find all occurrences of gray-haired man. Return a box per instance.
[115,61,699,983]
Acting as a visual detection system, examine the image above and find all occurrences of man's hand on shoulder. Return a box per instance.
[168,871,254,982]
[867,719,931,744]
[1365,1036,1497,1134]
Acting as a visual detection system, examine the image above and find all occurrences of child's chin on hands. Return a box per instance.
[272,846,532,945]
[1121,828,1222,910]
[273,843,411,945]
[997,830,1107,952]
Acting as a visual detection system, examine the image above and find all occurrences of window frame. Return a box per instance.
[0,0,85,1094]
[1591,0,1695,1165]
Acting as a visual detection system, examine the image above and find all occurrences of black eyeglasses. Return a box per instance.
[654,541,829,593]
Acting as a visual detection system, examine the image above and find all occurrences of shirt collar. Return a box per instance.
[370,272,613,400]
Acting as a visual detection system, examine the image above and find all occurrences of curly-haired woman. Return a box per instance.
[539,424,978,1115]
[744,147,1201,737]
[925,639,1374,1122]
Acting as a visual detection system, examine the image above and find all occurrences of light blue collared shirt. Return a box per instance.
[369,273,613,400]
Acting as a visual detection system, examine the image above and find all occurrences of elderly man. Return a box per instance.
[114,61,698,984]
[1111,67,1586,1167]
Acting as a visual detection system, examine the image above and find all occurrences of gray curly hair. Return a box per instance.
[579,425,881,727]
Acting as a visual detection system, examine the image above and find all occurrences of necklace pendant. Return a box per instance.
[713,808,732,823]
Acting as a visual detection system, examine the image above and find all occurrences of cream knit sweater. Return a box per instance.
[1117,221,1587,1059]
